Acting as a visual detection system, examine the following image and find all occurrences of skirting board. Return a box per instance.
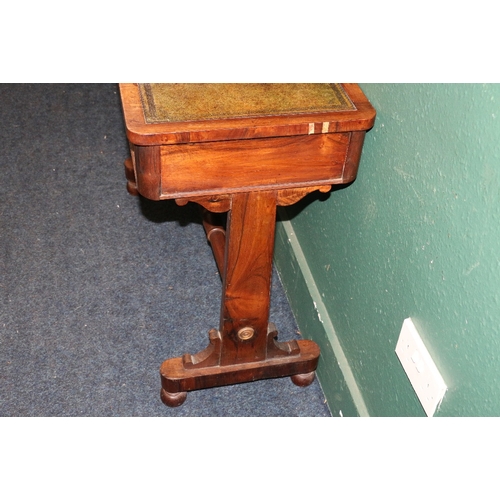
[274,212,369,417]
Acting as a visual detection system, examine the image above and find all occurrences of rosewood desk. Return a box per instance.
[119,84,375,407]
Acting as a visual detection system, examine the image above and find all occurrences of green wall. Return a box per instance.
[274,84,500,417]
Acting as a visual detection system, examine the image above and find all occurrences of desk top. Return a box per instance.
[120,83,375,146]
[138,84,355,123]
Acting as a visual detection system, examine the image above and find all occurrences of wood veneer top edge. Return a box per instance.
[119,83,376,145]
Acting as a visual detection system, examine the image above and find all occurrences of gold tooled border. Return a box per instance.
[138,83,355,124]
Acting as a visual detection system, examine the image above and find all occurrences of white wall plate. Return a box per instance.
[395,318,447,417]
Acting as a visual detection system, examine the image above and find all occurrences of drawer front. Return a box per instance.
[158,133,351,199]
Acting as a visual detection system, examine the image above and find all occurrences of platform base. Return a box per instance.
[160,332,320,407]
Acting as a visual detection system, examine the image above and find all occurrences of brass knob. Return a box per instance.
[237,327,255,341]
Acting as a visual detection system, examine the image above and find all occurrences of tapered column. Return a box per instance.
[159,189,320,407]
[219,191,277,365]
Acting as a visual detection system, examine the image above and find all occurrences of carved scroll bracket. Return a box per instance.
[175,195,231,213]
[175,184,332,214]
[277,185,332,207]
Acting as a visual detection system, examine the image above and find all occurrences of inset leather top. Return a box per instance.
[120,83,375,146]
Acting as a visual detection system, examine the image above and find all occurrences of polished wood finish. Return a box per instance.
[119,84,375,407]
[120,83,375,146]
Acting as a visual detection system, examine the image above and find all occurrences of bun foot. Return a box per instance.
[291,371,316,387]
[160,388,187,407]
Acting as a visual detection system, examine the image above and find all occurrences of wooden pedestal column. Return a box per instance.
[159,189,322,407]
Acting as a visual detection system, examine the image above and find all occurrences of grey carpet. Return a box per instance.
[0,84,331,416]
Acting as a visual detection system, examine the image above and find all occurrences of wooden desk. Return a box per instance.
[119,84,375,407]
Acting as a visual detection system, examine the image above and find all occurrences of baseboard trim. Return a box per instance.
[274,214,369,417]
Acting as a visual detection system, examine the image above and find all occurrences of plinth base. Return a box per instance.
[160,335,320,407]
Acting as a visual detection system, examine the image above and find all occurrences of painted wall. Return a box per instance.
[274,84,500,417]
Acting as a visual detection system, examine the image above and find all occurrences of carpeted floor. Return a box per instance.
[0,84,331,417]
